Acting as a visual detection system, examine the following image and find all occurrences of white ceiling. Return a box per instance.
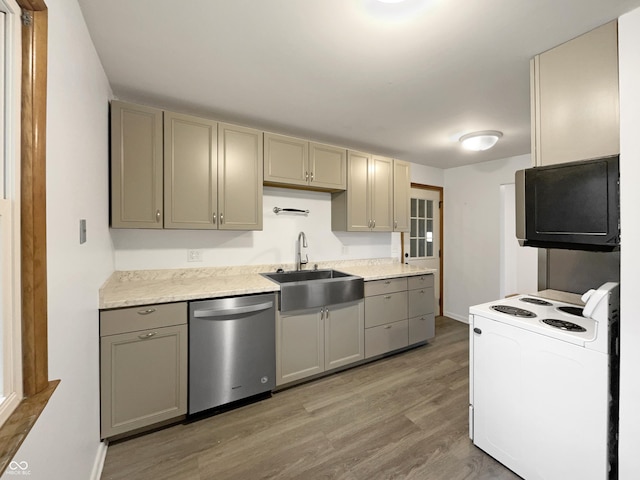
[78,0,640,169]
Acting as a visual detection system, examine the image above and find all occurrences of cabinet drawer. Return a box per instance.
[409,314,435,345]
[100,302,187,336]
[407,274,434,290]
[365,277,407,297]
[365,320,408,358]
[365,291,408,328]
[408,287,435,318]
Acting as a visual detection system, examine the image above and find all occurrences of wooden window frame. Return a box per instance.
[0,0,58,475]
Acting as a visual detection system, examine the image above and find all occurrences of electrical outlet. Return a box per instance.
[342,245,349,255]
[187,249,203,262]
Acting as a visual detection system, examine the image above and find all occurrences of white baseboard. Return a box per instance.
[90,440,108,480]
[444,311,469,324]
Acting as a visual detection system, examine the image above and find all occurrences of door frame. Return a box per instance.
[401,183,444,316]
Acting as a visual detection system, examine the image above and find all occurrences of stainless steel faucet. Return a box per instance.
[297,231,308,271]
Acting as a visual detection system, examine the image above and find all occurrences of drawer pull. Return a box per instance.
[384,280,391,285]
[420,290,425,294]
[384,295,392,299]
[138,332,157,339]
[384,325,392,329]
[137,308,156,315]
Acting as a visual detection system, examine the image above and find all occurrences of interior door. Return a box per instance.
[403,186,442,315]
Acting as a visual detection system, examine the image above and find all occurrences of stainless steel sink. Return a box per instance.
[262,269,364,312]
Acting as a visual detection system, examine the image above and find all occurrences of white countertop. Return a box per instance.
[99,259,436,309]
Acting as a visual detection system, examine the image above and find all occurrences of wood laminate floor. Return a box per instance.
[101,317,520,480]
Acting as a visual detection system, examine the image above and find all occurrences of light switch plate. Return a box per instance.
[79,219,87,244]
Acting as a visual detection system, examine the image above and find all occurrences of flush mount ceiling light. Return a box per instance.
[459,130,503,151]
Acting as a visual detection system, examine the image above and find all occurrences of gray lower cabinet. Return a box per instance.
[407,275,436,345]
[100,302,188,439]
[364,274,435,358]
[276,300,364,386]
[364,277,409,358]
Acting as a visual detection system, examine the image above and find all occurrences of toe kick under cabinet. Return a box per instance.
[364,274,435,358]
[100,302,188,439]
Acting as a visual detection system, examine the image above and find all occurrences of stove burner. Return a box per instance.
[557,306,584,317]
[541,318,587,332]
[491,305,537,318]
[520,297,553,307]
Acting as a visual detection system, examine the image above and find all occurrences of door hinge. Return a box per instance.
[439,201,443,209]
[21,9,33,26]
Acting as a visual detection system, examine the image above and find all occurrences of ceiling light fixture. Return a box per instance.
[459,130,503,151]
[376,0,407,3]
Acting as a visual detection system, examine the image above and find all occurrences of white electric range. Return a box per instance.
[469,283,619,480]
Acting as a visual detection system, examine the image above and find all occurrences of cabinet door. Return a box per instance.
[100,324,188,438]
[409,313,435,345]
[263,133,309,187]
[393,159,411,232]
[309,142,346,190]
[164,112,217,229]
[370,155,393,231]
[276,308,324,386]
[324,300,364,371]
[533,21,619,166]
[218,123,264,230]
[110,101,163,228]
[346,151,371,231]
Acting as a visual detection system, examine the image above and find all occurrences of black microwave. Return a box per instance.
[515,155,620,251]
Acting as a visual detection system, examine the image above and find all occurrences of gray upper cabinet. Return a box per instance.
[393,159,411,232]
[331,151,393,232]
[110,101,163,228]
[531,21,619,166]
[218,123,263,230]
[164,112,218,229]
[264,133,346,191]
[110,101,263,230]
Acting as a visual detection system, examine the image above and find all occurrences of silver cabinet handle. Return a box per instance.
[325,307,329,319]
[368,220,372,228]
[220,213,224,224]
[320,307,325,320]
[138,331,157,339]
[372,220,376,228]
[394,220,398,229]
[137,308,156,315]
[305,171,309,181]
[310,172,314,182]
[384,280,391,285]
[213,213,217,224]
[384,325,392,329]
[384,295,392,299]
[155,210,161,223]
[420,290,425,294]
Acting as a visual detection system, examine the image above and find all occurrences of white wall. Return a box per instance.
[113,187,400,270]
[2,0,115,479]
[442,154,534,322]
[617,8,640,479]
[410,163,444,187]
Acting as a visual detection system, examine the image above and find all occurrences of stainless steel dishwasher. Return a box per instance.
[189,293,275,414]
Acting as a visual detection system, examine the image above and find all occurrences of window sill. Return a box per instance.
[0,380,59,475]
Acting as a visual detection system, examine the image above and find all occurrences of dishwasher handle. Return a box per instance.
[193,301,274,319]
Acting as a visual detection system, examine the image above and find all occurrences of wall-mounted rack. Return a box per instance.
[273,207,309,215]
